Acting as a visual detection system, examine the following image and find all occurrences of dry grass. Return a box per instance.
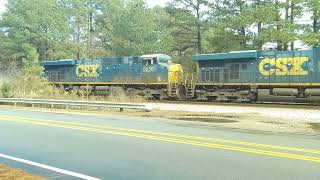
[0,66,145,103]
[0,66,62,99]
[0,164,44,180]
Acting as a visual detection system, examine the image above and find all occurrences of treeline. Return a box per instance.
[0,0,320,67]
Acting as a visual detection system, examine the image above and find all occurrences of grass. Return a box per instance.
[0,164,44,180]
[0,66,145,103]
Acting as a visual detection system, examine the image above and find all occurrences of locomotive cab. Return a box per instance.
[141,54,184,98]
[141,54,183,84]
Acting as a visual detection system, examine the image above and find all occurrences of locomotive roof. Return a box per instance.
[192,50,258,61]
[41,59,76,66]
[141,54,171,59]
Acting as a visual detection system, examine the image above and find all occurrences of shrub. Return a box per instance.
[0,82,13,98]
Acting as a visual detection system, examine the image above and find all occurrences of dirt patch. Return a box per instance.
[307,123,320,131]
[174,117,238,123]
[183,114,237,119]
[260,121,286,125]
[0,164,44,180]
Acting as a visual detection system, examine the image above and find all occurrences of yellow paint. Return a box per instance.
[51,81,320,87]
[290,57,309,75]
[259,58,276,76]
[259,57,308,76]
[76,64,100,77]
[52,81,320,87]
[51,82,167,85]
[197,82,320,87]
[168,64,184,83]
[1,114,319,155]
[1,115,320,163]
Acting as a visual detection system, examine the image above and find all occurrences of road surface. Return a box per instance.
[0,107,319,180]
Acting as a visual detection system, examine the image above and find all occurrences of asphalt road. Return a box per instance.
[0,107,319,180]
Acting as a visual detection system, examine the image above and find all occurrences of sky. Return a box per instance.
[0,0,168,13]
[146,0,171,7]
[0,0,6,13]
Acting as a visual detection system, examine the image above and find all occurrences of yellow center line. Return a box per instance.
[0,114,319,155]
[0,117,320,163]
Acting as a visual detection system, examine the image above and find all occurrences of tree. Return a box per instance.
[0,0,69,62]
[97,0,171,56]
[249,0,278,49]
[301,0,320,47]
[166,0,209,54]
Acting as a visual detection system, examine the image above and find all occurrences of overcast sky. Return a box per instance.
[0,0,170,13]
[0,0,6,13]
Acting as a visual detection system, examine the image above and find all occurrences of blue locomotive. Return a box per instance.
[42,48,320,102]
[41,54,184,99]
[192,48,320,102]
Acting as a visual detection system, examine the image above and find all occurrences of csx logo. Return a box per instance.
[76,64,100,77]
[259,57,308,76]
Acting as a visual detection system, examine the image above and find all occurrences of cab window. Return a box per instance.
[142,58,157,66]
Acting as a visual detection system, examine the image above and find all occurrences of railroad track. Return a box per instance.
[150,99,320,109]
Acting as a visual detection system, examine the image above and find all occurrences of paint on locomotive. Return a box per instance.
[76,64,100,77]
[259,57,308,76]
[168,64,183,83]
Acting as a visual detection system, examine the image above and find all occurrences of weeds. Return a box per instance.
[0,164,44,180]
[0,81,13,98]
[0,65,145,102]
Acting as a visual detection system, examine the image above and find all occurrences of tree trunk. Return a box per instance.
[196,1,202,54]
[313,10,319,33]
[276,0,282,51]
[238,0,246,48]
[256,0,263,49]
[87,0,94,58]
[283,0,290,50]
[290,1,294,50]
[77,23,81,60]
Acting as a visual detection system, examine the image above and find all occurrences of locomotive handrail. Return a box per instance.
[0,98,152,112]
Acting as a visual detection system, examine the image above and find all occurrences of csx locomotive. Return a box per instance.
[41,48,320,103]
[41,54,184,99]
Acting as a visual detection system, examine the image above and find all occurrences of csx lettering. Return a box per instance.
[259,57,308,76]
[76,64,100,77]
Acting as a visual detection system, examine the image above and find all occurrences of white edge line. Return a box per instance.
[0,153,102,180]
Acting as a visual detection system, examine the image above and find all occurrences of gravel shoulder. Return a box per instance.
[142,102,320,134]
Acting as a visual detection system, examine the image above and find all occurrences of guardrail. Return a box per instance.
[0,98,152,112]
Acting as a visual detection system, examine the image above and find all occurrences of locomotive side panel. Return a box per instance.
[192,48,320,102]
[41,54,183,99]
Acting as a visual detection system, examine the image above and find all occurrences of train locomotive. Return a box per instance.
[192,48,320,103]
[41,54,184,99]
[41,48,320,103]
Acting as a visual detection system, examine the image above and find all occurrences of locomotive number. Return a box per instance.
[259,57,308,76]
[143,66,156,73]
[76,64,100,77]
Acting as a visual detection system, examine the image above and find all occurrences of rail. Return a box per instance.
[0,98,152,112]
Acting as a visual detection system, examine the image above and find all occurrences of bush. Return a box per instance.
[0,82,13,98]
[1,65,145,102]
